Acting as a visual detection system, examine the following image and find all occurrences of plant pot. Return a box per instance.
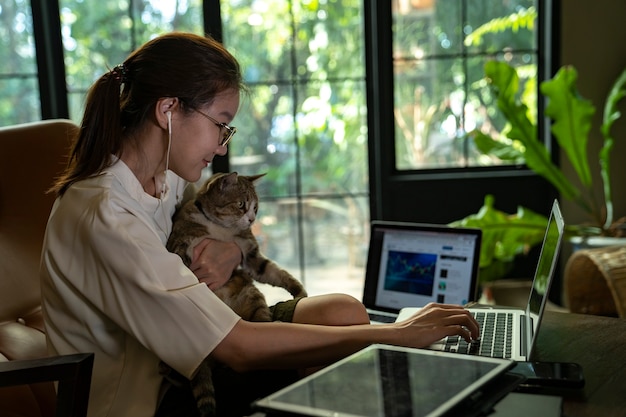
[564,243,626,318]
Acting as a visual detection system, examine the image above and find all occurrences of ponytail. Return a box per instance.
[51,67,126,195]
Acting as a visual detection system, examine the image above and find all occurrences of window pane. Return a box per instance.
[392,0,538,170]
[221,0,368,292]
[230,84,299,197]
[260,195,370,303]
[61,0,133,94]
[1,0,40,124]
[465,1,536,54]
[296,80,368,195]
[301,195,370,299]
[393,0,463,56]
[394,57,466,169]
[221,1,294,83]
[60,0,203,121]
[293,0,365,80]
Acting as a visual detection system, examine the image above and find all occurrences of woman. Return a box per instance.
[40,32,479,417]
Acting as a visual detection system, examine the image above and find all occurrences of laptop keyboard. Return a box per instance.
[368,312,397,323]
[436,311,514,359]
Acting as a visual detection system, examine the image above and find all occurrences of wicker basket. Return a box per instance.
[564,245,626,318]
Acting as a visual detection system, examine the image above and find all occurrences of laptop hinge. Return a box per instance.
[519,315,530,358]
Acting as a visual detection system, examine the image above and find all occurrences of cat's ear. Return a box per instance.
[246,173,266,184]
[200,177,214,193]
[221,172,239,189]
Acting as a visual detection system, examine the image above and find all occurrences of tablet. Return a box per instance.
[253,344,515,417]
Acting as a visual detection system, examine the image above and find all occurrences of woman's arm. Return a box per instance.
[212,302,479,373]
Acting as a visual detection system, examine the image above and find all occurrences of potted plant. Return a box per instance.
[453,61,626,283]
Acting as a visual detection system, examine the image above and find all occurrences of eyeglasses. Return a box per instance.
[193,108,237,146]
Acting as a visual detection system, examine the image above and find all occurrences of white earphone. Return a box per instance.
[166,110,172,133]
[162,110,173,198]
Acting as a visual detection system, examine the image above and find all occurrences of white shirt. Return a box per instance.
[40,159,240,417]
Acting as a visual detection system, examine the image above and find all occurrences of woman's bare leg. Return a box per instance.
[291,293,370,376]
[292,293,370,326]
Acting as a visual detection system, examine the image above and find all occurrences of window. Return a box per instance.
[392,0,538,171]
[219,1,369,300]
[365,0,556,231]
[5,0,371,302]
[5,0,553,300]
[1,0,40,123]
[60,0,205,121]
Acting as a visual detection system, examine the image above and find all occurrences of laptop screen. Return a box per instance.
[525,199,565,357]
[363,221,481,313]
[253,344,514,417]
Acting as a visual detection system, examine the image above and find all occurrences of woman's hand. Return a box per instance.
[190,239,242,290]
[394,303,480,349]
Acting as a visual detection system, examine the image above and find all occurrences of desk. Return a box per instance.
[534,311,626,417]
[251,311,625,417]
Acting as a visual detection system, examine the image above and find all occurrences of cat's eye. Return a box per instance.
[237,201,245,209]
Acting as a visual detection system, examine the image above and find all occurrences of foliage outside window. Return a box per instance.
[3,0,544,301]
[1,0,40,123]
[219,1,370,299]
[6,0,370,300]
[392,0,537,170]
[60,0,204,121]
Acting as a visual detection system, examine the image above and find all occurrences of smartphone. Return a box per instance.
[511,361,585,388]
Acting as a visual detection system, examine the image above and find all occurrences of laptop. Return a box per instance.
[363,221,482,323]
[253,344,518,417]
[396,199,565,362]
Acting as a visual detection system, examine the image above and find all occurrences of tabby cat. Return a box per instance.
[162,171,307,417]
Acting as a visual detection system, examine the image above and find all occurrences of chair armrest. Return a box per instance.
[0,353,94,417]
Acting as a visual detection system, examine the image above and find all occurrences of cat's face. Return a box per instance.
[196,172,265,231]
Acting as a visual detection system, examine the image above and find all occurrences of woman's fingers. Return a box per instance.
[399,302,480,346]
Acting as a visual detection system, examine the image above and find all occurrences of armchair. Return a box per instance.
[0,353,94,417]
[0,119,94,416]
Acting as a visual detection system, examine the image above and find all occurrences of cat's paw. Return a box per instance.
[292,289,308,298]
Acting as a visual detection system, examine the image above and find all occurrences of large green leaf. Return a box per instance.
[450,195,548,282]
[483,61,581,202]
[471,131,525,162]
[541,66,595,188]
[484,61,536,143]
[599,68,626,228]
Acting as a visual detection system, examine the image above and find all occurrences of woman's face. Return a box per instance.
[169,89,240,182]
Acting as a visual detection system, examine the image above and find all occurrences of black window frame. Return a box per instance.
[364,0,561,223]
[26,0,562,296]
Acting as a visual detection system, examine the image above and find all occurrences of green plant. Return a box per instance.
[455,61,626,282]
[450,195,549,282]
[474,61,626,235]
